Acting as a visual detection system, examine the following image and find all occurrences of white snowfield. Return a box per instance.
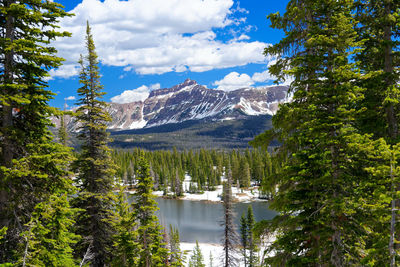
[181,236,275,267]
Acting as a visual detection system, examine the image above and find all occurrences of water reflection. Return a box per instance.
[155,198,277,243]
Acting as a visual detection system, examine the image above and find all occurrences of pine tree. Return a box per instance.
[258,0,376,265]
[0,0,73,262]
[246,205,256,267]
[134,156,169,266]
[112,186,139,267]
[188,241,205,267]
[221,169,238,267]
[72,22,116,266]
[58,113,68,146]
[239,158,251,188]
[354,1,400,264]
[240,213,248,267]
[21,194,79,267]
[169,225,184,266]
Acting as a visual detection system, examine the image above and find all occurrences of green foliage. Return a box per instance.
[134,156,169,266]
[111,186,139,267]
[240,213,248,267]
[188,241,205,267]
[112,147,274,195]
[21,194,79,267]
[58,113,68,146]
[0,0,73,262]
[72,22,117,266]
[256,0,381,265]
[169,225,185,266]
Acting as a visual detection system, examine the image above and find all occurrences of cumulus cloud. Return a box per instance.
[111,83,160,103]
[48,64,80,79]
[214,67,291,91]
[50,0,271,78]
[64,96,76,101]
[214,72,254,91]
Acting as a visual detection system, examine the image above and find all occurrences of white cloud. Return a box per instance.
[111,83,161,103]
[214,67,292,91]
[51,0,271,78]
[150,83,161,90]
[64,96,76,101]
[214,71,254,91]
[252,69,274,83]
[48,64,80,79]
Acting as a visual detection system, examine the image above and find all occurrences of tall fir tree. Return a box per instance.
[111,186,139,267]
[246,205,257,267]
[72,22,116,266]
[221,169,238,267]
[256,0,377,265]
[0,0,73,262]
[354,1,400,264]
[239,213,248,267]
[169,225,185,267]
[134,156,169,267]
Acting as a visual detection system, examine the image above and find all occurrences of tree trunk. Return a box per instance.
[0,0,15,231]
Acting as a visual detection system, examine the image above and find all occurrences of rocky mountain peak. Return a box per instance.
[54,80,289,131]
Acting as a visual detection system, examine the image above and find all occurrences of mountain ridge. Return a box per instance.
[54,79,289,131]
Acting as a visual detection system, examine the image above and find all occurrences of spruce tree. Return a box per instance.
[0,0,73,262]
[72,22,116,266]
[134,156,169,267]
[354,1,400,264]
[258,0,377,265]
[246,205,256,267]
[188,241,205,267]
[221,169,238,267]
[112,186,139,267]
[58,110,68,146]
[169,225,184,266]
[240,213,248,267]
[21,194,79,266]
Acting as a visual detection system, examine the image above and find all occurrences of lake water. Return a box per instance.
[155,198,277,243]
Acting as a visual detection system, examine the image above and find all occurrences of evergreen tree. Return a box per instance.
[58,112,68,146]
[188,241,205,267]
[112,186,139,267]
[209,252,214,267]
[72,22,116,266]
[169,225,184,266]
[221,169,238,267]
[246,205,256,267]
[240,213,248,267]
[21,194,79,267]
[354,1,400,264]
[239,158,251,188]
[0,0,73,261]
[134,156,169,266]
[257,0,377,265]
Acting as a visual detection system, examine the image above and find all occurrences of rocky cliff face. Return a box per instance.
[55,79,289,131]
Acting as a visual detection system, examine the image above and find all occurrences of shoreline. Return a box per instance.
[126,185,270,203]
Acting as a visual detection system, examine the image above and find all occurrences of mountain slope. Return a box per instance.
[55,79,289,132]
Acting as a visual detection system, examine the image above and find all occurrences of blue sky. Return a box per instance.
[49,0,289,108]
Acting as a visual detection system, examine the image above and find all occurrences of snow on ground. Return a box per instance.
[181,238,275,267]
[129,173,267,203]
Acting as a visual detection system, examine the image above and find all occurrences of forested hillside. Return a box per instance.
[112,148,282,197]
[2,0,400,266]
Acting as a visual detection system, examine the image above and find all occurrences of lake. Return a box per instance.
[155,198,277,243]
